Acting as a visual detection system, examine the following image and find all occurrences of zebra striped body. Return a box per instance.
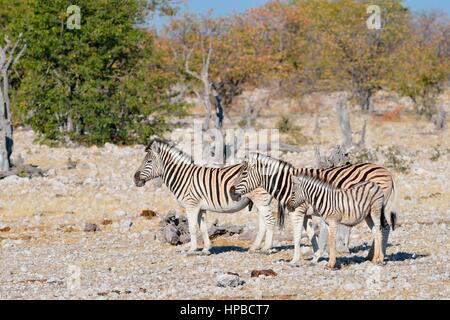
[134,139,274,253]
[230,153,397,263]
[287,175,389,268]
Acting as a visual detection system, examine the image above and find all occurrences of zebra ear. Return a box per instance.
[151,142,160,153]
[145,141,160,153]
[291,175,301,185]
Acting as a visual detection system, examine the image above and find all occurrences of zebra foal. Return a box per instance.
[286,175,394,269]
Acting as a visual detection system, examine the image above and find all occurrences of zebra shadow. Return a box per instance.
[209,246,248,255]
[334,251,429,267]
[384,252,429,262]
[349,242,396,254]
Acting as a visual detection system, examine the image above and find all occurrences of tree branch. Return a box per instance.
[184,48,201,80]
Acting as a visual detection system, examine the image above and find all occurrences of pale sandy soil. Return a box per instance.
[0,92,449,299]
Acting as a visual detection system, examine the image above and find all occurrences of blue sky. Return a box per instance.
[149,0,450,30]
[177,0,450,16]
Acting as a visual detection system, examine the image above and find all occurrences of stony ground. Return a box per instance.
[0,93,449,300]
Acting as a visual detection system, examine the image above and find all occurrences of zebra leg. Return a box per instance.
[367,225,390,260]
[381,225,390,257]
[261,207,276,253]
[318,219,329,258]
[365,215,383,264]
[290,209,304,264]
[326,219,338,269]
[198,210,211,254]
[303,215,321,263]
[336,225,351,254]
[186,208,201,252]
[249,210,266,252]
[371,206,385,263]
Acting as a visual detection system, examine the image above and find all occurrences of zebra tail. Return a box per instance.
[388,175,398,231]
[277,202,286,230]
[248,200,254,212]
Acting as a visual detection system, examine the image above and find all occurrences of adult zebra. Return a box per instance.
[133,139,304,254]
[230,153,397,263]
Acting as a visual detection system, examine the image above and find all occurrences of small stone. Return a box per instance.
[83,223,99,232]
[250,269,278,278]
[343,282,361,291]
[140,209,157,219]
[120,220,133,230]
[163,225,180,245]
[101,219,113,225]
[0,225,11,232]
[216,273,245,288]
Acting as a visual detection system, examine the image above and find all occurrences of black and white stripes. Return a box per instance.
[286,174,390,268]
[231,152,397,263]
[134,139,275,253]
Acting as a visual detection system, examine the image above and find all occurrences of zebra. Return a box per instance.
[230,152,397,263]
[286,174,395,268]
[134,138,283,254]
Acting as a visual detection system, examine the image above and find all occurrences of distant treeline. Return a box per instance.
[1,0,449,145]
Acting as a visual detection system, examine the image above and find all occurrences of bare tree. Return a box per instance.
[336,95,352,149]
[166,13,222,130]
[0,33,26,172]
[184,42,216,130]
[432,105,447,130]
[242,89,269,129]
[314,144,352,254]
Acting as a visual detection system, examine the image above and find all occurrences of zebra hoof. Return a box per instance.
[261,248,276,255]
[248,247,261,253]
[200,249,211,256]
[186,249,200,256]
[326,262,338,270]
[288,260,300,267]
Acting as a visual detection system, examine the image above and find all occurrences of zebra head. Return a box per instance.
[230,158,261,201]
[286,175,307,212]
[134,141,164,187]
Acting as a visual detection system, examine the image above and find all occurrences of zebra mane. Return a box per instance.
[146,138,193,164]
[249,152,296,171]
[294,174,335,191]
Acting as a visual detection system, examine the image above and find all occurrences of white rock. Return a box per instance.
[216,273,245,288]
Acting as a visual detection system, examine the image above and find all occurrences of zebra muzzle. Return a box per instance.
[229,186,242,202]
[134,171,145,187]
[286,202,295,213]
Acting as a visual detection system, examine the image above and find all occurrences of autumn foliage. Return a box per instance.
[163,0,449,116]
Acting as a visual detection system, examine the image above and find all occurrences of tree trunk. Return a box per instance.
[433,105,447,130]
[336,95,352,149]
[0,119,9,171]
[0,33,26,173]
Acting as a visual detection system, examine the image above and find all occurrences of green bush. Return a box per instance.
[6,0,187,145]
